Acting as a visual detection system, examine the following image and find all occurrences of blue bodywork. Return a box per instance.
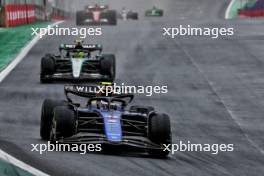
[100,110,122,142]
[78,106,124,142]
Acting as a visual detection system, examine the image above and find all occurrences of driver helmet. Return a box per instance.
[96,82,114,97]
[74,39,83,49]
[95,3,100,9]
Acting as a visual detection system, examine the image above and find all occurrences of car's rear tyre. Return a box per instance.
[40,99,67,140]
[134,13,138,20]
[148,113,171,158]
[129,106,154,114]
[76,11,86,25]
[76,11,81,25]
[128,12,138,20]
[51,106,76,140]
[100,54,116,81]
[40,55,55,83]
[105,10,117,25]
[159,10,164,16]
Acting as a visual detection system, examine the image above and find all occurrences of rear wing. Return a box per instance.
[64,85,98,100]
[59,44,102,53]
[64,85,134,103]
[86,5,109,10]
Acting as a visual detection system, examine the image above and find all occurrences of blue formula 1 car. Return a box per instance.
[40,85,172,157]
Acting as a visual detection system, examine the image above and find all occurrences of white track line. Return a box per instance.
[0,150,49,176]
[0,21,64,83]
[0,20,64,175]
[225,0,236,19]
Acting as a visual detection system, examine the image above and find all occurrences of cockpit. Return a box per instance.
[88,97,127,111]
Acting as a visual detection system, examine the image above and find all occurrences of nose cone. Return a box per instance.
[71,58,83,78]
[92,11,101,22]
[101,111,122,142]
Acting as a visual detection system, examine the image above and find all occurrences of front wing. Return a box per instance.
[79,18,112,25]
[42,73,113,82]
[58,133,164,150]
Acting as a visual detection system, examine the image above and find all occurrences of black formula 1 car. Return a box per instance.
[40,85,172,157]
[40,42,116,83]
[76,4,117,25]
[117,8,138,20]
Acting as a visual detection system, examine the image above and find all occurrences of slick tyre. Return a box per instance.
[128,12,138,20]
[52,106,76,139]
[100,54,116,81]
[105,10,117,25]
[40,55,55,83]
[159,10,164,16]
[148,113,172,158]
[133,13,138,20]
[76,11,85,25]
[40,99,67,140]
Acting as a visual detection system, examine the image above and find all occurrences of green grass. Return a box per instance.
[0,159,34,176]
[0,21,51,71]
[244,0,257,8]
[227,0,257,19]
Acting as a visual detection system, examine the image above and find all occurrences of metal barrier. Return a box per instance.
[51,7,72,20]
[0,6,3,26]
[35,5,46,20]
[0,3,72,27]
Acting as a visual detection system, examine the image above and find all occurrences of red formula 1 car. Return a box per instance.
[76,4,117,25]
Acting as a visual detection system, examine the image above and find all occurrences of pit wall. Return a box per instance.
[0,4,72,27]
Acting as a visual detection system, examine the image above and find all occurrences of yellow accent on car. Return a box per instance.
[98,82,113,85]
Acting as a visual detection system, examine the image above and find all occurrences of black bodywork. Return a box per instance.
[118,10,138,20]
[40,44,116,83]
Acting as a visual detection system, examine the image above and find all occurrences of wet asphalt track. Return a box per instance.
[1,0,264,175]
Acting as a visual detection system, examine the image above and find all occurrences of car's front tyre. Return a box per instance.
[50,106,76,142]
[147,113,172,158]
[104,10,117,25]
